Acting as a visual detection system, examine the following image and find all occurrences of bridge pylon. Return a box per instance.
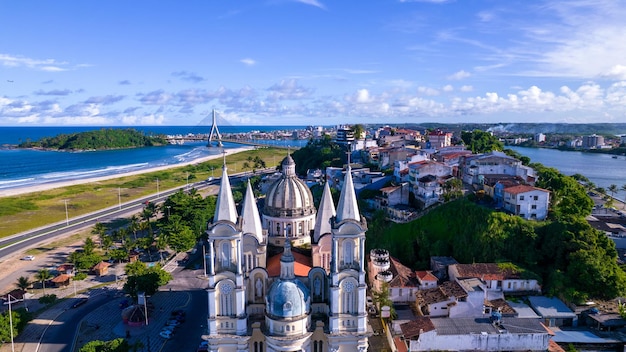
[207,109,223,147]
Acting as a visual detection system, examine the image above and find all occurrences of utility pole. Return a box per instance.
[64,199,69,226]
[7,293,16,352]
[118,187,122,210]
[156,178,160,197]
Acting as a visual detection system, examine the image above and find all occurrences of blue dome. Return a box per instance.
[266,279,310,318]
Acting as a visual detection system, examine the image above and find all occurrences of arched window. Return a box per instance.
[286,223,292,237]
[343,240,354,266]
[221,242,231,269]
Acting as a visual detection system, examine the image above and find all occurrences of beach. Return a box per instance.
[0,146,254,198]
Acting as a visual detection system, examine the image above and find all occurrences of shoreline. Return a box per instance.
[0,146,254,198]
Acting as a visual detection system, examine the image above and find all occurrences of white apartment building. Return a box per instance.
[502,185,550,220]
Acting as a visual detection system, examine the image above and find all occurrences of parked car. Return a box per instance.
[161,325,176,333]
[21,255,35,261]
[159,330,172,339]
[166,319,181,326]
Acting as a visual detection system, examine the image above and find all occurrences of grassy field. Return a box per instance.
[0,147,287,238]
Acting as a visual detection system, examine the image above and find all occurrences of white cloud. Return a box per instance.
[602,65,626,80]
[417,86,440,96]
[293,0,326,10]
[460,85,473,92]
[121,113,165,125]
[0,53,82,72]
[447,70,471,80]
[240,58,256,66]
[442,85,454,92]
[355,89,371,103]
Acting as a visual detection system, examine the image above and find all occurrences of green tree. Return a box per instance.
[83,237,96,255]
[0,308,31,343]
[608,184,618,200]
[92,222,107,248]
[123,268,171,298]
[461,130,503,153]
[15,276,31,292]
[110,248,128,263]
[351,124,365,140]
[35,269,52,295]
[79,338,130,352]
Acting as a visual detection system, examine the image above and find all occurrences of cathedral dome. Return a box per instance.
[266,279,310,318]
[264,155,316,218]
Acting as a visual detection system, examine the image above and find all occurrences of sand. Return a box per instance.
[0,146,254,198]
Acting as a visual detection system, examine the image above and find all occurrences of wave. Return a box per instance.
[0,177,36,186]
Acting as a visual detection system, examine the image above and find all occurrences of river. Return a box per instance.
[507,146,626,200]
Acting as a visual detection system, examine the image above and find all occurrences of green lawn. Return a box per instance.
[0,147,287,238]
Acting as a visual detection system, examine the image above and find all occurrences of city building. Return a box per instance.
[426,130,452,149]
[204,155,370,351]
[399,316,550,351]
[582,134,605,149]
[502,185,550,220]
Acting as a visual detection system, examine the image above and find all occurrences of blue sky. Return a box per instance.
[2,0,626,126]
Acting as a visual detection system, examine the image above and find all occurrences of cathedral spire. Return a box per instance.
[336,165,360,223]
[213,158,238,223]
[313,181,336,242]
[241,179,263,243]
[280,240,295,280]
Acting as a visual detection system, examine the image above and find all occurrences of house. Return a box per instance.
[427,130,453,149]
[376,183,410,209]
[415,281,467,317]
[57,263,75,276]
[461,151,536,187]
[386,257,419,303]
[528,296,577,327]
[400,316,551,352]
[482,175,524,204]
[92,261,111,277]
[429,256,458,281]
[51,274,71,288]
[415,271,438,290]
[502,185,550,220]
[448,263,541,295]
[415,175,442,209]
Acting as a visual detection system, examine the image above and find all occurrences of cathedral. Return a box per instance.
[204,154,370,352]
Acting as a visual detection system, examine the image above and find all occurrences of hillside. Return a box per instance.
[366,198,626,302]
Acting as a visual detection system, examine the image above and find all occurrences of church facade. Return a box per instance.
[204,155,370,352]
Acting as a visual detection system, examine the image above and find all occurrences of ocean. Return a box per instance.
[0,126,308,192]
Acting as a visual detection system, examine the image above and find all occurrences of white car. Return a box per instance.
[21,255,35,261]
[159,330,172,339]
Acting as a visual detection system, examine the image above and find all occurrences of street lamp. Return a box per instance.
[6,293,19,352]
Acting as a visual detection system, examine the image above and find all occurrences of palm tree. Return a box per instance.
[15,276,31,292]
[35,269,52,295]
[609,184,618,200]
[91,222,107,248]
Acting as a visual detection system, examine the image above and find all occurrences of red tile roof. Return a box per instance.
[452,263,523,281]
[266,251,312,277]
[51,274,71,283]
[92,261,111,270]
[504,184,548,195]
[388,256,418,288]
[415,270,438,282]
[400,317,436,339]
